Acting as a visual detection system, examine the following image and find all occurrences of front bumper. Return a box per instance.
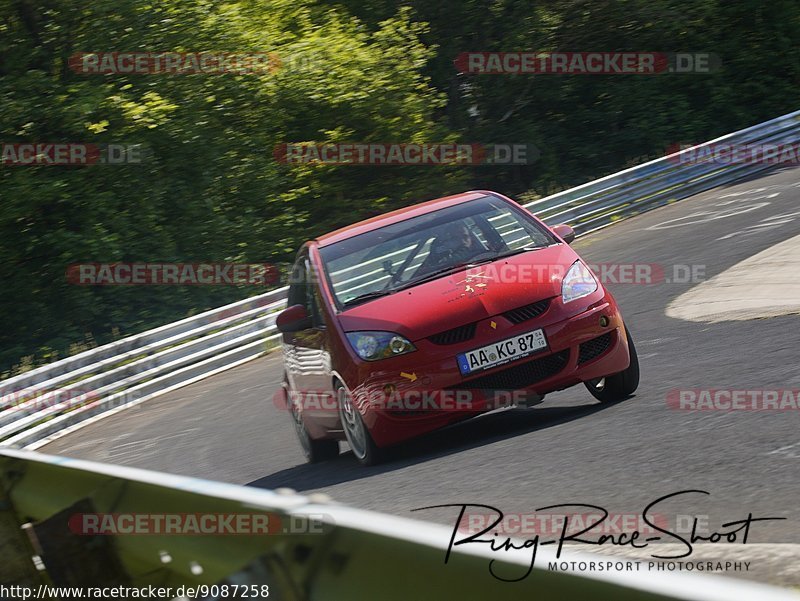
[346,292,631,447]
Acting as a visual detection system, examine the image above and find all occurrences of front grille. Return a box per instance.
[503,298,551,325]
[428,323,477,345]
[578,332,613,364]
[450,350,569,391]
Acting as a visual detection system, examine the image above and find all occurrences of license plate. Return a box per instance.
[457,328,548,375]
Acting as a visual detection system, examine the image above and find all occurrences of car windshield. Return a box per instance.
[318,195,557,309]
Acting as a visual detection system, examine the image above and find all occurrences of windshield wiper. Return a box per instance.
[486,246,544,260]
[341,290,394,308]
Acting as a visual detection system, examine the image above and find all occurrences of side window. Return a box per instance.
[306,261,325,328]
[287,256,307,307]
[287,254,325,329]
[489,208,550,249]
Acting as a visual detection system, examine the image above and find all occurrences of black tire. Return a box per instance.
[289,391,339,463]
[584,326,640,403]
[336,383,385,466]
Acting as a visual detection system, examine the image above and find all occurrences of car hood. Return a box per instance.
[337,243,580,340]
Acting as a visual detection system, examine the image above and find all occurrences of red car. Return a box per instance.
[275,191,639,465]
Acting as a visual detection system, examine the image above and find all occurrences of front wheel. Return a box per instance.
[337,383,384,466]
[584,327,640,403]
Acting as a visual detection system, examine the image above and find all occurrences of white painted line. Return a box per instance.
[667,232,800,322]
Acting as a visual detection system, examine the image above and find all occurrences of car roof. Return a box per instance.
[314,190,499,248]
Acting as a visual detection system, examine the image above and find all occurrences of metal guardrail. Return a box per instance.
[0,109,798,449]
[2,447,798,600]
[0,288,288,449]
[525,109,800,234]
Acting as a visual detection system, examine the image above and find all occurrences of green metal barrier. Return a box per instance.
[1,448,798,600]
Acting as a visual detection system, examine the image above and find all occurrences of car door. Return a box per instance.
[282,251,334,417]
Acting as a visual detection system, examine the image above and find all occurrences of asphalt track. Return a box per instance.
[43,166,800,581]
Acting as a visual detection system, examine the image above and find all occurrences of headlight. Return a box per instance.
[562,260,598,303]
[346,331,417,361]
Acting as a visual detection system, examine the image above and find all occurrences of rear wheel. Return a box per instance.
[289,393,339,463]
[337,383,384,466]
[584,326,640,403]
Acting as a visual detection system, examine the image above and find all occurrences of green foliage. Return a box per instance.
[1,0,798,372]
[0,0,462,371]
[333,0,800,192]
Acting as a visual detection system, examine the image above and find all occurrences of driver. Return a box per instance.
[430,222,480,266]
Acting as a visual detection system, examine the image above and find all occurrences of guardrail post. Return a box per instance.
[0,472,50,591]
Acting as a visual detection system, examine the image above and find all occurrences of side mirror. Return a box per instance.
[552,224,576,244]
[276,304,312,333]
